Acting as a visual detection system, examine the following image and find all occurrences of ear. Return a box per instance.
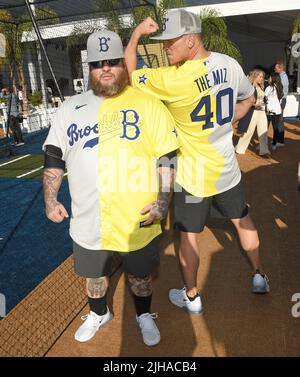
[187,35,195,48]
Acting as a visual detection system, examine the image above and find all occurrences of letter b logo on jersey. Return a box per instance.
[99,37,110,52]
[120,109,140,141]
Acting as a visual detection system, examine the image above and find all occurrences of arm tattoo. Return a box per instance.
[128,274,152,297]
[153,166,175,220]
[43,168,64,216]
[86,277,108,298]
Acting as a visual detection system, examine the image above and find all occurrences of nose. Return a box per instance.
[101,62,111,71]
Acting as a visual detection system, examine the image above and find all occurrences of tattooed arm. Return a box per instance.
[140,162,175,226]
[43,168,69,223]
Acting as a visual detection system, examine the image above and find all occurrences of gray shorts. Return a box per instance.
[174,179,249,233]
[73,236,160,279]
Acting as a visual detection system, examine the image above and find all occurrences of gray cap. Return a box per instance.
[151,9,201,41]
[86,30,124,63]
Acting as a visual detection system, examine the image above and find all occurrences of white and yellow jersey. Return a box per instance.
[97,86,178,251]
[132,52,254,197]
[44,87,179,252]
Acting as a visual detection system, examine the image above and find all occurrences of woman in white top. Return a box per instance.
[264,72,284,149]
[236,69,270,156]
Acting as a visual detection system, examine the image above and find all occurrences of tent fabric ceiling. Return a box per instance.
[226,10,298,42]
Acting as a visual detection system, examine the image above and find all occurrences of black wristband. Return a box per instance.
[44,144,65,170]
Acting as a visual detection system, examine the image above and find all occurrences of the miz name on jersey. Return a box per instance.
[194,68,228,93]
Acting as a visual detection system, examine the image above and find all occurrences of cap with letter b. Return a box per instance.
[86,30,124,63]
[151,9,201,41]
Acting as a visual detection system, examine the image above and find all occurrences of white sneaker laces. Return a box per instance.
[80,313,99,328]
[139,313,158,329]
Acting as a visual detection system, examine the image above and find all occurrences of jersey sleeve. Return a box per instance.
[234,61,255,100]
[131,67,172,101]
[146,98,180,159]
[42,104,67,160]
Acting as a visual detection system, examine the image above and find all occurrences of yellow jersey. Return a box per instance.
[97,86,179,251]
[132,52,254,197]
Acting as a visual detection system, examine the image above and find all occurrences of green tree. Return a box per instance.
[200,8,241,63]
[292,13,300,34]
[0,7,59,113]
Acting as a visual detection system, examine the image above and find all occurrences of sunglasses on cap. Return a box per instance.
[89,58,122,69]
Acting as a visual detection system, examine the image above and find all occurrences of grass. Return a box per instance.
[0,154,44,179]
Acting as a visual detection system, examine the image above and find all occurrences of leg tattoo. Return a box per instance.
[86,277,108,298]
[128,274,152,297]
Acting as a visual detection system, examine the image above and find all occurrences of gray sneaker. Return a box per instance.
[136,312,160,346]
[169,287,203,315]
[252,271,270,293]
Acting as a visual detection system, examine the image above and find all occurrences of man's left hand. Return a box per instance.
[140,200,168,226]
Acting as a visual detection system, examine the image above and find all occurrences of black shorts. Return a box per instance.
[174,179,249,233]
[73,236,160,279]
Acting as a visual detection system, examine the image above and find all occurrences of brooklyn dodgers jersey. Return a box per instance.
[132,52,254,197]
[43,87,178,251]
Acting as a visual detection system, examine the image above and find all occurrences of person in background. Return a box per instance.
[265,72,284,150]
[235,69,270,156]
[18,85,24,112]
[5,87,24,146]
[274,60,289,147]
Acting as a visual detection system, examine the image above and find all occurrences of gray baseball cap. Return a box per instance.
[151,9,201,41]
[86,30,124,63]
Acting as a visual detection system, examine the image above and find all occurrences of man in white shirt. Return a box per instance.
[274,60,289,146]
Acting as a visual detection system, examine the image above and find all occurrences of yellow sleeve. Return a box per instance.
[132,67,173,102]
[145,97,180,158]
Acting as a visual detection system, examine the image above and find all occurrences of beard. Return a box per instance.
[90,66,128,97]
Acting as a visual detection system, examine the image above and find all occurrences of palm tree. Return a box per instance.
[0,7,59,113]
[200,8,242,63]
[0,10,19,94]
[292,13,300,35]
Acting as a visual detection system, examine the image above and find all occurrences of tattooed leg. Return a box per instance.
[128,274,152,297]
[86,276,109,298]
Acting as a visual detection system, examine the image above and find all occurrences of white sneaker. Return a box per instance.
[259,151,270,156]
[276,142,285,147]
[252,271,270,294]
[74,308,113,342]
[169,287,203,315]
[136,313,160,346]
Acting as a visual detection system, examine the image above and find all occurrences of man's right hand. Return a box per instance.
[46,201,69,223]
[133,17,159,38]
